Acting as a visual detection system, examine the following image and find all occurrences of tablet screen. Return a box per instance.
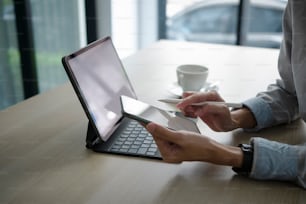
[62,37,136,141]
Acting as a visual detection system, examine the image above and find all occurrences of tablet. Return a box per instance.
[61,37,137,142]
[120,95,200,133]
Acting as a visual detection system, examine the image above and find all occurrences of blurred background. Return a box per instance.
[0,0,286,110]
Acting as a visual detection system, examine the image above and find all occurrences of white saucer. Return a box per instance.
[167,81,219,97]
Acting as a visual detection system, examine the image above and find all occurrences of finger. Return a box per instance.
[177,91,222,110]
[182,91,196,98]
[146,123,183,163]
[201,103,229,114]
[146,123,182,143]
[195,103,228,116]
[177,93,203,109]
[182,106,199,118]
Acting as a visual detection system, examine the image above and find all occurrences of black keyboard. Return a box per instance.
[109,120,161,158]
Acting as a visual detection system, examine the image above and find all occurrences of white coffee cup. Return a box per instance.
[176,64,209,92]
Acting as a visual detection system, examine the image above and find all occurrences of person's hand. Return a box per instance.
[146,123,243,166]
[146,123,214,163]
[176,91,238,132]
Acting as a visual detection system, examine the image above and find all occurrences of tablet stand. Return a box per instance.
[85,122,103,150]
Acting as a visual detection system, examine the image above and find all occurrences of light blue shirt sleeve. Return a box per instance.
[240,97,306,188]
[242,97,275,131]
[249,137,306,189]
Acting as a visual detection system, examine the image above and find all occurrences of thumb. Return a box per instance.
[146,123,181,142]
[146,122,157,134]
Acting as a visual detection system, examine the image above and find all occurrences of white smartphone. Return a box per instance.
[120,95,200,133]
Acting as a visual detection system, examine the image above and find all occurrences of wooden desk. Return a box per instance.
[1,41,306,204]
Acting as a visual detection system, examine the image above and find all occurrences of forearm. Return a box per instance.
[231,107,257,129]
[207,140,243,168]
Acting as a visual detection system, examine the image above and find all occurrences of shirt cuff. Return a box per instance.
[242,97,274,132]
[249,137,299,181]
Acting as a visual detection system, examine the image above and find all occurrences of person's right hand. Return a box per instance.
[176,91,239,132]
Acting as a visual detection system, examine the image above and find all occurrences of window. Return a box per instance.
[185,6,237,33]
[0,0,86,110]
[244,3,284,48]
[167,1,239,45]
[166,0,286,48]
[249,7,283,33]
[0,0,23,109]
[30,0,86,92]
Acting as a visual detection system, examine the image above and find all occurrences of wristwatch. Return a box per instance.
[232,144,254,175]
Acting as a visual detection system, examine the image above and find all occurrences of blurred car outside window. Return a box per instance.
[166,0,286,48]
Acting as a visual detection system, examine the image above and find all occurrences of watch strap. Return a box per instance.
[232,144,254,175]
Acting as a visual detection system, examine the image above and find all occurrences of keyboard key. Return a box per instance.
[110,148,119,152]
[127,137,136,142]
[128,149,138,154]
[146,152,156,156]
[133,141,142,145]
[139,134,147,138]
[124,141,133,145]
[120,134,129,138]
[150,144,157,148]
[132,131,140,134]
[118,138,126,142]
[119,148,128,153]
[112,145,121,149]
[136,137,145,141]
[140,144,150,148]
[114,141,123,145]
[143,140,152,144]
[129,134,138,138]
[131,145,140,149]
[148,147,157,152]
[137,147,148,155]
[121,145,130,149]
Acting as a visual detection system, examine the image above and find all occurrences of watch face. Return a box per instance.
[240,144,253,151]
